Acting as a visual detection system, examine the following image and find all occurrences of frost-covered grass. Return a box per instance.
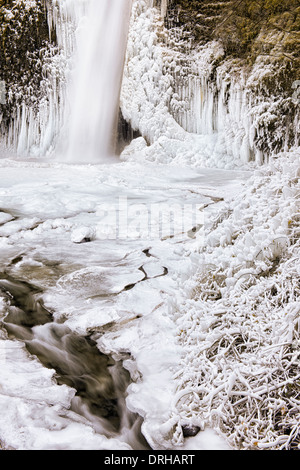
[170,148,300,449]
[0,130,299,452]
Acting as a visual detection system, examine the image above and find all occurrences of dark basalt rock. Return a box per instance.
[182,424,201,437]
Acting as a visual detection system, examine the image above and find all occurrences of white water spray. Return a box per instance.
[66,0,133,163]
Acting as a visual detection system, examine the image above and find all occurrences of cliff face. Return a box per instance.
[0,0,299,164]
[166,0,300,57]
[0,0,56,135]
[120,0,299,167]
[165,0,234,43]
[0,0,80,156]
[166,0,300,156]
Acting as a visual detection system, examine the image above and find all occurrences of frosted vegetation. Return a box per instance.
[0,0,299,451]
[172,149,300,449]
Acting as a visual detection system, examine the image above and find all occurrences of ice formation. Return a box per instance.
[2,0,297,167]
[0,0,299,453]
[3,0,132,162]
[0,148,299,450]
[120,1,299,168]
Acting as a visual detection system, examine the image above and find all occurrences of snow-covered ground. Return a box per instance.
[170,148,300,450]
[0,151,249,450]
[0,144,299,450]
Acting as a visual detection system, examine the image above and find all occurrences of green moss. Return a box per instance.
[166,0,299,64]
[166,0,299,95]
[166,0,234,42]
[215,0,299,63]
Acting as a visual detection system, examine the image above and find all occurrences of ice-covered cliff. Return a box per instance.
[0,0,90,157]
[120,0,299,168]
[0,0,299,167]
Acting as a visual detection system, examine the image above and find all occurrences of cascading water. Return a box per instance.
[65,0,133,163]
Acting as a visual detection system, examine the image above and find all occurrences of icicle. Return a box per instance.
[161,0,168,19]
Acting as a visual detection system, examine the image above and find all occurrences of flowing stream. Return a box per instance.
[0,272,149,449]
[0,4,146,444]
[66,0,133,163]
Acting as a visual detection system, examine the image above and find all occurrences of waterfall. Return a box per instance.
[66,0,133,163]
[1,0,132,162]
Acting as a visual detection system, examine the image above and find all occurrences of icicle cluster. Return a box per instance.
[2,0,89,157]
[169,149,300,450]
[121,0,299,168]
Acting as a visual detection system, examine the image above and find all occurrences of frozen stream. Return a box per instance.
[0,157,248,450]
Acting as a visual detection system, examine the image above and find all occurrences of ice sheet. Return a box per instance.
[0,157,248,450]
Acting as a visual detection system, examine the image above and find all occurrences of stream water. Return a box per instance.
[0,156,247,450]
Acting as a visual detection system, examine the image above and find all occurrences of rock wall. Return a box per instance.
[0,0,299,164]
[0,0,56,152]
[121,0,299,166]
[0,0,87,157]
